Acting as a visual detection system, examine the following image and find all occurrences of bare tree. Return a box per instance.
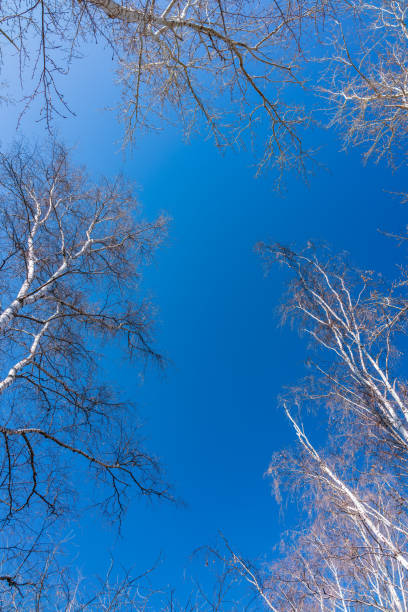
[173,241,408,610]
[0,141,169,553]
[1,0,407,173]
[0,0,326,174]
[130,237,408,612]
[264,430,408,609]
[0,545,165,611]
[232,242,408,610]
[259,243,408,456]
[188,240,408,611]
[0,530,274,610]
[321,0,408,165]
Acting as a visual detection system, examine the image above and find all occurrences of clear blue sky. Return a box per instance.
[1,40,407,599]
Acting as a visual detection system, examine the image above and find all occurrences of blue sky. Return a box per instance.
[2,40,408,599]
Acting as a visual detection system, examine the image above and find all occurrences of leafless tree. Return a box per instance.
[0,140,171,599]
[185,241,408,610]
[1,0,407,174]
[232,241,408,610]
[0,0,328,174]
[0,530,274,610]
[0,545,166,611]
[2,0,407,173]
[131,237,408,612]
[322,0,408,165]
[258,243,408,456]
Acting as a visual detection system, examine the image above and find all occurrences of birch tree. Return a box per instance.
[260,243,408,457]
[248,242,408,610]
[0,141,170,599]
[133,235,408,612]
[322,0,408,165]
[194,241,408,610]
[2,0,407,173]
[0,0,320,174]
[0,545,166,611]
